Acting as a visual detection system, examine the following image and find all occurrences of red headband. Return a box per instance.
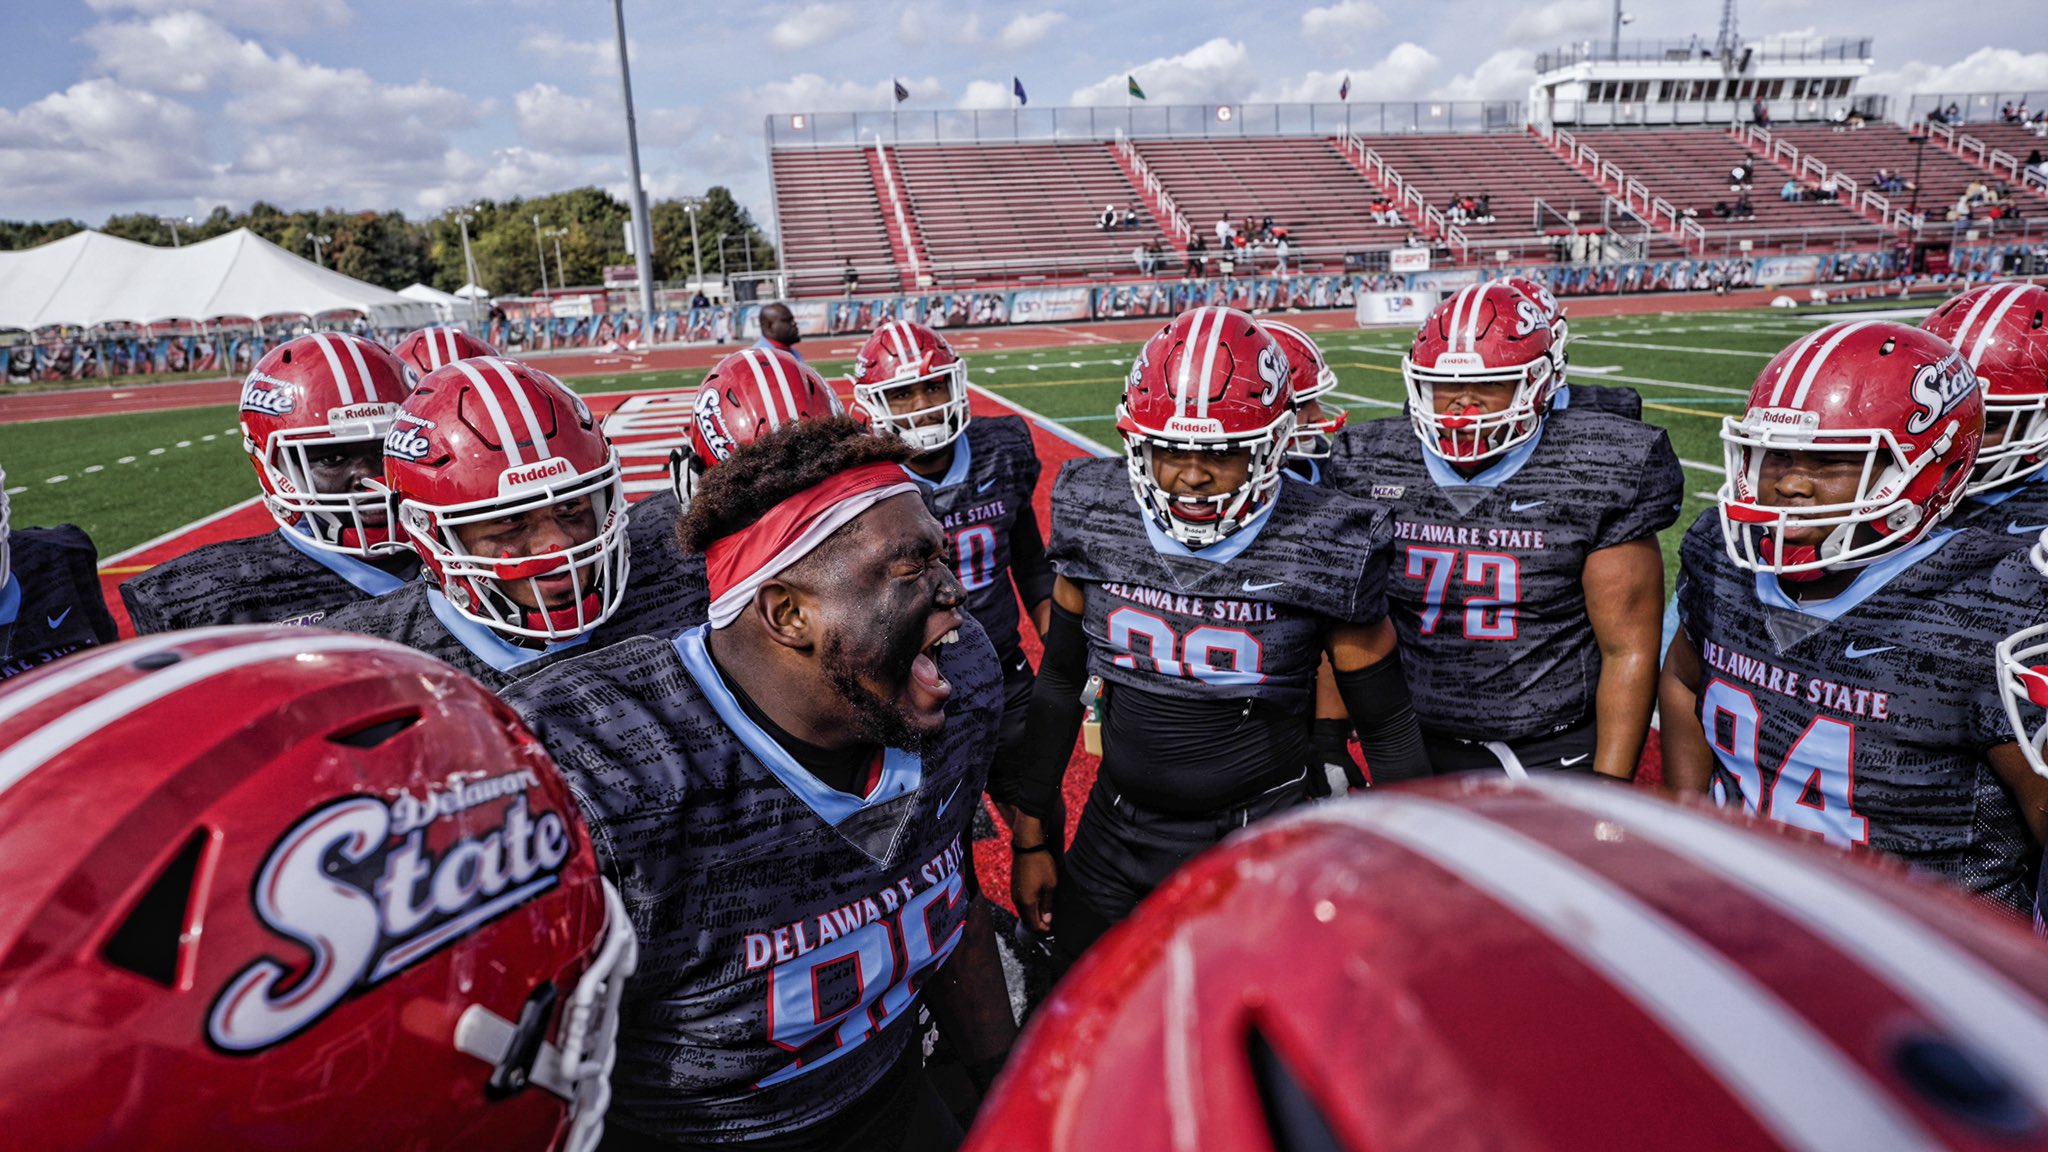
[703,461,918,628]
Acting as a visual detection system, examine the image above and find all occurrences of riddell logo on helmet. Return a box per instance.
[1906,353,1977,435]
[327,403,395,427]
[205,784,571,1053]
[1164,416,1225,436]
[240,372,296,416]
[1435,352,1485,370]
[499,456,573,494]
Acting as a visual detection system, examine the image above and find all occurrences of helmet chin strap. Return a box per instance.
[336,524,392,550]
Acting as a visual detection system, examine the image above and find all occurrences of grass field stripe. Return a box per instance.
[1578,371,1748,397]
[97,494,266,567]
[1679,457,1722,473]
[1643,401,1734,420]
[1318,797,1940,1151]
[312,333,356,406]
[968,383,1111,456]
[1791,321,1875,409]
[1579,339,1775,359]
[1535,776,2048,1110]
[456,360,526,467]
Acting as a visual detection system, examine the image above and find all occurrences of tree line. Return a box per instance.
[0,186,776,296]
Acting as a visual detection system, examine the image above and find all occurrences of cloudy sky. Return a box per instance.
[3,0,2044,235]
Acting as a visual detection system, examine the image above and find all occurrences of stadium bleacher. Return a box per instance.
[768,148,897,298]
[1131,137,1409,269]
[1767,123,2041,233]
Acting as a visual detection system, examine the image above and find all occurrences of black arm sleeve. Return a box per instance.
[988,599,1087,822]
[1007,506,1055,612]
[1333,649,1431,785]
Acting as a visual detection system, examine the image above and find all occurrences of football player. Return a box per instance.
[1262,320,1347,487]
[0,468,117,677]
[967,776,2048,1152]
[1921,283,2048,537]
[1504,274,1643,419]
[501,417,1016,1150]
[996,307,1429,966]
[1662,319,2048,915]
[393,324,497,383]
[121,332,421,632]
[0,627,635,1151]
[315,357,697,691]
[1328,283,1681,780]
[850,320,1054,821]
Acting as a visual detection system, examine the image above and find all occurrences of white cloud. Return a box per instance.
[1432,48,1539,102]
[957,80,1014,110]
[82,0,350,34]
[1300,1,1386,55]
[515,83,700,154]
[997,11,1067,52]
[1863,47,2048,105]
[0,79,213,215]
[733,73,944,118]
[518,30,626,78]
[896,6,928,46]
[81,11,265,95]
[1256,43,1441,104]
[1501,0,1607,46]
[418,146,588,214]
[769,3,859,52]
[1070,38,1257,106]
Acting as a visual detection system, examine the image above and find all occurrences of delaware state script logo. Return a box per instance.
[383,413,435,462]
[205,770,570,1053]
[1905,351,1977,435]
[240,371,297,416]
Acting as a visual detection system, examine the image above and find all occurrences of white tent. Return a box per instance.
[0,228,439,331]
[398,281,467,323]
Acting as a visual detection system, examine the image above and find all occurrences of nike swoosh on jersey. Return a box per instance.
[2007,521,2048,536]
[1843,643,1897,659]
[1242,579,1285,592]
[1511,499,1547,512]
[977,477,999,493]
[46,607,71,630]
[935,781,964,820]
[1561,754,1590,767]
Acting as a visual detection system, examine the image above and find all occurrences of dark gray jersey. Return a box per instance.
[1048,456,1391,711]
[1558,381,1644,420]
[119,528,419,632]
[0,526,117,678]
[317,499,707,692]
[908,416,1045,657]
[1328,408,1683,741]
[1675,513,2042,913]
[1948,470,2048,540]
[500,617,1003,1144]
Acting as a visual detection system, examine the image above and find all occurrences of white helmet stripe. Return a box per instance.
[765,347,800,419]
[338,333,381,403]
[455,360,527,467]
[1970,284,2029,370]
[1319,796,1940,1150]
[886,321,918,371]
[435,328,458,368]
[0,635,410,798]
[1194,306,1227,419]
[1464,285,1486,352]
[1172,307,1204,419]
[313,332,357,406]
[742,350,785,430]
[1533,777,2048,1112]
[1767,325,1830,406]
[497,361,554,460]
[1788,320,1876,409]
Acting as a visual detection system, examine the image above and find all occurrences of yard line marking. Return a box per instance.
[98,495,267,567]
[1575,339,1774,358]
[969,383,1113,457]
[1644,401,1732,420]
[1679,458,1722,474]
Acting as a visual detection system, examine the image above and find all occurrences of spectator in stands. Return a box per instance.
[1260,214,1276,240]
[754,303,804,362]
[691,289,710,310]
[1100,204,1118,231]
[1945,101,1962,123]
[2005,102,2020,123]
[1475,193,1495,225]
[1186,232,1209,277]
[1274,235,1290,276]
[1752,97,1771,127]
[1819,174,1840,202]
[1215,214,1235,246]
[1730,157,1753,190]
[1447,195,1469,225]
[1733,192,1755,220]
[1370,197,1394,225]
[1126,203,1142,230]
[841,258,859,298]
[1711,200,1733,220]
[1132,240,1156,276]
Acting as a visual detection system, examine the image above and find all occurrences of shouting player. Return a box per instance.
[851,320,1054,818]
[503,418,1016,1149]
[316,357,697,690]
[121,332,420,631]
[996,307,1429,966]
[0,468,117,677]
[1922,282,2048,537]
[1504,274,1642,419]
[1662,319,2048,915]
[1329,282,1681,779]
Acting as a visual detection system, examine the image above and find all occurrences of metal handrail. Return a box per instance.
[871,139,924,285]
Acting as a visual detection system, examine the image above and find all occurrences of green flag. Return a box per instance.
[1127,75,1146,100]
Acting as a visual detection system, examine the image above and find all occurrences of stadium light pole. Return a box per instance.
[684,200,705,286]
[544,227,570,289]
[533,214,551,297]
[611,0,656,319]
[451,209,482,330]
[159,215,192,246]
[307,232,332,267]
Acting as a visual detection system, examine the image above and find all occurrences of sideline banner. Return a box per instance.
[1356,291,1441,326]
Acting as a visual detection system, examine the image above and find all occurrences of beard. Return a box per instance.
[818,609,933,755]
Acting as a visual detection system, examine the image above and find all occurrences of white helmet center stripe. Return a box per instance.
[1971,284,2028,371]
[456,360,526,467]
[1790,320,1877,409]
[766,349,801,420]
[742,351,785,429]
[313,333,357,406]
[1315,797,1939,1151]
[338,333,381,404]
[1534,777,2048,1113]
[498,361,555,461]
[1767,325,1830,407]
[886,321,917,371]
[433,328,456,368]
[1464,285,1487,352]
[1194,307,1227,419]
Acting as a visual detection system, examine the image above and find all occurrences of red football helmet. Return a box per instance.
[1505,274,1570,378]
[849,320,970,453]
[669,347,843,507]
[1261,320,1347,459]
[1118,307,1295,546]
[382,357,630,641]
[0,464,11,592]
[1719,320,1982,578]
[1402,283,1559,462]
[240,332,412,557]
[1921,283,2048,496]
[0,627,635,1151]
[395,326,499,384]
[968,775,2048,1152]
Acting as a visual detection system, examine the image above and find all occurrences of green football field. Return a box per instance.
[0,301,1927,592]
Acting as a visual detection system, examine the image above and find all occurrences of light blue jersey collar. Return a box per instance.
[426,588,592,672]
[1553,383,1574,409]
[0,575,21,626]
[278,524,411,598]
[1422,422,1546,490]
[672,624,922,826]
[1142,493,1276,564]
[1284,457,1323,487]
[1964,462,2048,512]
[902,432,972,491]
[1754,529,1956,622]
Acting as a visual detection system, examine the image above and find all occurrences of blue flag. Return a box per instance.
[1013,76,1028,106]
